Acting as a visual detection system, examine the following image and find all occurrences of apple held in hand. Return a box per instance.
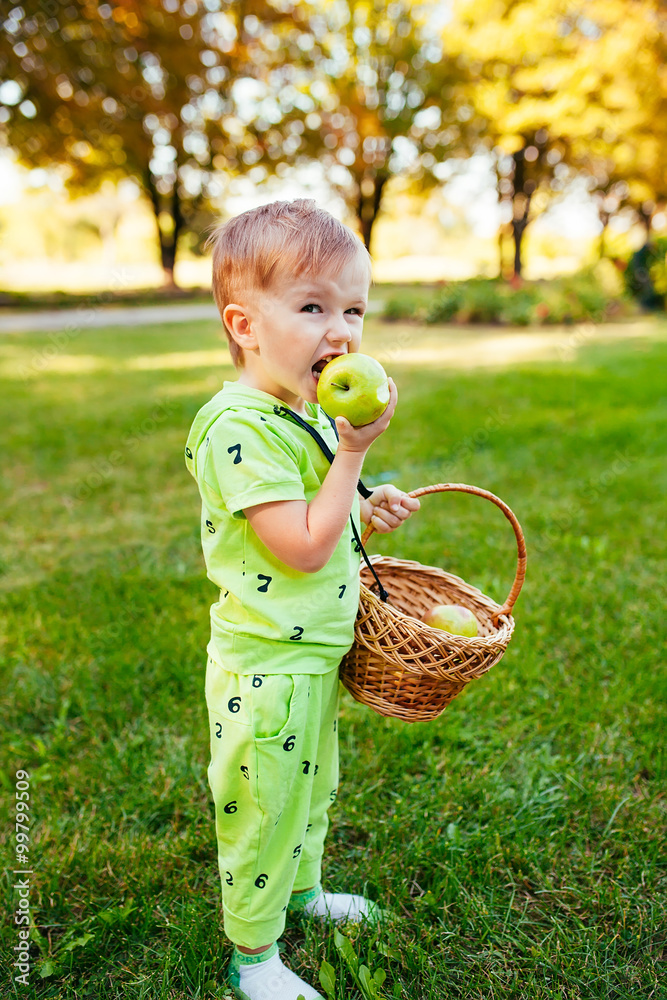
[316,353,390,427]
[423,604,479,638]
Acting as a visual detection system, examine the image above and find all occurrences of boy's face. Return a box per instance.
[229,253,370,413]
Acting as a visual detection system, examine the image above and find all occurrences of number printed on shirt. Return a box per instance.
[227,443,242,464]
[228,697,241,714]
[289,626,304,641]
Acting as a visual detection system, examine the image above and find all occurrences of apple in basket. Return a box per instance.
[423,604,479,638]
[316,353,390,427]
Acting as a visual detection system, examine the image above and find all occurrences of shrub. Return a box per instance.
[501,291,536,326]
[423,282,464,323]
[624,238,667,308]
[422,270,629,326]
[383,295,428,322]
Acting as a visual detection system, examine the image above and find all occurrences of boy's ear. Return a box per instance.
[223,303,258,352]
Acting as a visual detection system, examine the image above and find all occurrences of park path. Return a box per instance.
[0,299,383,334]
[0,302,220,334]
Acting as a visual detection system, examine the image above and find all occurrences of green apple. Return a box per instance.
[423,604,478,638]
[316,353,390,427]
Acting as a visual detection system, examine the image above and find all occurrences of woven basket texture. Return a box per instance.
[339,483,526,723]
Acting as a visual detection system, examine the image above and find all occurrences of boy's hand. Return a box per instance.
[360,483,420,533]
[334,378,398,455]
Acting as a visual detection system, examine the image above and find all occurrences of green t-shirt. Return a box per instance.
[185,382,362,675]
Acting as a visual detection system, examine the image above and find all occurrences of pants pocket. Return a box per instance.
[243,674,295,740]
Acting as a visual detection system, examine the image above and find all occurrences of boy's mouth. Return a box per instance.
[311,354,341,381]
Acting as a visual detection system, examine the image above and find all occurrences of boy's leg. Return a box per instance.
[292,670,340,893]
[205,657,330,949]
[290,673,380,926]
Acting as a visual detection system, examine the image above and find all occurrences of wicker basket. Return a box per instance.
[339,483,527,723]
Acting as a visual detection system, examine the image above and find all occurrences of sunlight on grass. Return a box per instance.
[1,316,664,381]
[0,347,230,377]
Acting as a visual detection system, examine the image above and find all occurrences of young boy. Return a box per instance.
[185,199,419,1000]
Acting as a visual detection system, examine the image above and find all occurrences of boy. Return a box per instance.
[185,199,419,1000]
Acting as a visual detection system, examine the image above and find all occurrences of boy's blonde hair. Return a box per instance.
[207,199,372,367]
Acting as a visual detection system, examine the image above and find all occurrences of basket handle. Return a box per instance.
[361,482,527,624]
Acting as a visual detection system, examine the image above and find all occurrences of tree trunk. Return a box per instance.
[144,171,182,288]
[508,149,535,280]
[637,202,655,243]
[161,184,184,288]
[357,173,387,251]
[598,214,609,259]
[511,218,527,278]
[498,223,514,279]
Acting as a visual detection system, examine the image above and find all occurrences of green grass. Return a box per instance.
[1,313,665,999]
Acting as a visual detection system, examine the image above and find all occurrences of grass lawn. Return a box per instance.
[1,312,665,999]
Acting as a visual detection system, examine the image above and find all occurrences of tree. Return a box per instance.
[568,0,667,250]
[0,0,298,285]
[234,0,470,251]
[444,0,660,277]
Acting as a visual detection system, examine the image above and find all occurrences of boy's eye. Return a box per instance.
[346,307,364,316]
[301,303,321,313]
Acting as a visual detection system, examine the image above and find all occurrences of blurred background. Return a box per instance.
[1,0,666,302]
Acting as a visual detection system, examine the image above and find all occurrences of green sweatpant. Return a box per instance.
[205,656,340,949]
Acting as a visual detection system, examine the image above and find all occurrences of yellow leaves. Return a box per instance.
[471,82,507,122]
[505,94,586,136]
[450,0,577,61]
[495,134,526,155]
[602,83,638,112]
[445,0,667,204]
[531,189,550,214]
[56,115,73,136]
[358,110,384,137]
[68,140,93,160]
[60,24,93,41]
[111,7,139,30]
[626,178,653,202]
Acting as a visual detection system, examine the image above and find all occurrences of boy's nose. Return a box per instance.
[327,315,352,345]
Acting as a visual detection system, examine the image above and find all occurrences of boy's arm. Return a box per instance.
[245,381,398,573]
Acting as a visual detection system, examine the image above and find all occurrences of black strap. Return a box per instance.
[272,405,372,499]
[273,405,389,602]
